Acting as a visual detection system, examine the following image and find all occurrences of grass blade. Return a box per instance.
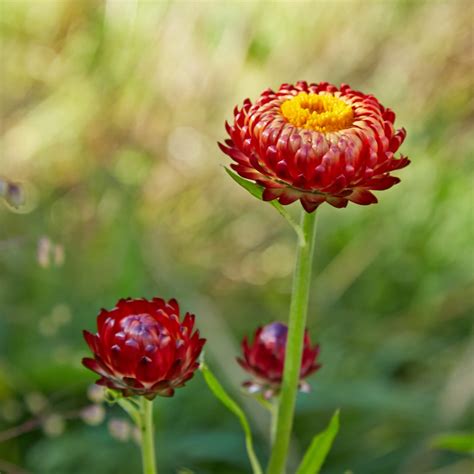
[296,410,340,474]
[201,363,263,474]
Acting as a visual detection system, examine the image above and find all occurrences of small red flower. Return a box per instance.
[82,298,206,399]
[237,322,321,399]
[219,82,409,212]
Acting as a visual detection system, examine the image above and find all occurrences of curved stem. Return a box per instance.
[140,398,157,474]
[266,210,318,474]
[117,398,141,426]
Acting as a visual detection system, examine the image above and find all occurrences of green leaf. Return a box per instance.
[224,167,305,243]
[431,432,474,454]
[200,363,263,474]
[296,410,340,474]
[225,167,265,200]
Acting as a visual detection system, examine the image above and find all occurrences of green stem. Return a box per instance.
[139,398,157,474]
[266,210,318,474]
[270,398,278,446]
[117,398,141,426]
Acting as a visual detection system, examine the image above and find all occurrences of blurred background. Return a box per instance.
[1,1,473,473]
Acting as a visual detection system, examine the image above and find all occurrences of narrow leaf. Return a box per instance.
[224,167,305,243]
[431,432,474,454]
[296,410,340,474]
[225,167,265,200]
[201,364,263,474]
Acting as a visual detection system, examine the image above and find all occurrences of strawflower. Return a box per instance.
[83,297,205,399]
[219,81,409,212]
[238,322,321,399]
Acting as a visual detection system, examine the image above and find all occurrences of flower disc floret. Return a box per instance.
[280,92,354,133]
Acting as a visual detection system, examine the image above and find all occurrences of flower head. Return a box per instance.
[219,82,409,212]
[82,298,206,399]
[237,322,321,399]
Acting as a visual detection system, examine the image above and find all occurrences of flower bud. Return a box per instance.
[237,322,321,399]
[82,298,206,399]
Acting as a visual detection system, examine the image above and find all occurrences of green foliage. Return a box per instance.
[224,167,265,201]
[0,1,472,473]
[296,410,340,474]
[431,432,474,454]
[26,427,140,474]
[201,364,262,474]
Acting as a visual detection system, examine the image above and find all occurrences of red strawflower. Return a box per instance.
[219,82,409,212]
[82,298,206,399]
[237,322,321,399]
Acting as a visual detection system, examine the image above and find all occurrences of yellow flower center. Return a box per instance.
[280,92,354,133]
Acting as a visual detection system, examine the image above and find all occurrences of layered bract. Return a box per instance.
[237,322,320,399]
[220,82,409,212]
[83,298,205,398]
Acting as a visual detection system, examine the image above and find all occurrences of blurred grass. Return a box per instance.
[0,1,473,473]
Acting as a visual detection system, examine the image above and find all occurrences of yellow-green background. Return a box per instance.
[1,1,472,473]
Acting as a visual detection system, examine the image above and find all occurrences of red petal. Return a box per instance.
[262,188,282,201]
[83,330,99,355]
[326,196,349,208]
[368,175,400,190]
[349,189,378,205]
[82,357,110,377]
[300,198,324,213]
